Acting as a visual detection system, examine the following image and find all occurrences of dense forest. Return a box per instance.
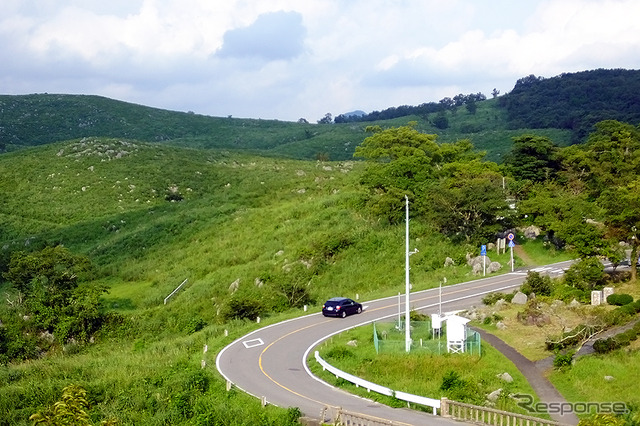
[499,69,640,141]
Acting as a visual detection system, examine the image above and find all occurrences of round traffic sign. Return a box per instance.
[507,233,515,241]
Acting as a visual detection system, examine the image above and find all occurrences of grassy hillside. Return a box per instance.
[0,94,573,163]
[1,138,515,424]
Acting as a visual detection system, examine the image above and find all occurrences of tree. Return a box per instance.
[3,246,92,299]
[30,384,117,425]
[503,135,559,183]
[427,170,510,242]
[1,246,109,350]
[317,113,332,124]
[354,123,439,162]
[465,99,477,115]
[560,120,640,197]
[598,180,640,281]
[432,112,449,129]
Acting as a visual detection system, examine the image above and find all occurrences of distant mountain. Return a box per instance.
[2,69,639,161]
[342,110,366,117]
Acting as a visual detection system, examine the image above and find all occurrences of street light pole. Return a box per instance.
[405,195,411,353]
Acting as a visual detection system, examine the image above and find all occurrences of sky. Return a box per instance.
[2,0,640,122]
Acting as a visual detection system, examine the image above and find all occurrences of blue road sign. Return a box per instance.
[507,233,515,241]
[508,241,515,248]
[480,245,487,256]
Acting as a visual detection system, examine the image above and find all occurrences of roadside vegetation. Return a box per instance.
[310,323,546,418]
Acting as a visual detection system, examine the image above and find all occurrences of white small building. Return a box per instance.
[443,314,471,353]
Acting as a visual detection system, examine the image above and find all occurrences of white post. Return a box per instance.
[405,195,411,353]
[398,292,401,329]
[510,245,514,272]
[483,254,486,276]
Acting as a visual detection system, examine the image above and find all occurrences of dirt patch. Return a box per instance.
[514,244,536,266]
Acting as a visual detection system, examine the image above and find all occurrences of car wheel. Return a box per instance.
[357,306,362,314]
[341,311,347,318]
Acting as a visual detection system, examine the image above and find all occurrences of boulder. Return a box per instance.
[472,263,483,275]
[569,299,581,308]
[496,321,507,330]
[228,279,240,293]
[487,389,502,402]
[512,291,528,305]
[347,340,358,347]
[444,257,455,267]
[487,261,502,273]
[604,376,615,381]
[523,225,541,239]
[497,372,513,383]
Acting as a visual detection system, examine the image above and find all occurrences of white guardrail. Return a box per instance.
[314,351,440,415]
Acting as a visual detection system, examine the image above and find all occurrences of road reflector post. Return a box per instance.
[261,396,267,407]
[226,380,232,391]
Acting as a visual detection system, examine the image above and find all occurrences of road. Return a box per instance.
[216,260,572,425]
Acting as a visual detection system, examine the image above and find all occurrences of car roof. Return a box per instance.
[326,297,350,302]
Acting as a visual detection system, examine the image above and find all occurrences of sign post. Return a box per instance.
[507,233,515,272]
[481,244,487,276]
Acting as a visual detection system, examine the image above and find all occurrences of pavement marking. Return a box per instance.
[243,338,265,348]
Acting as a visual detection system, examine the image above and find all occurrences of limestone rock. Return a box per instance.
[487,261,502,273]
[523,225,541,239]
[496,321,507,330]
[487,389,502,402]
[444,257,455,267]
[497,372,513,383]
[512,291,528,305]
[229,279,240,293]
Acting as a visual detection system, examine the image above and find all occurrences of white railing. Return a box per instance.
[164,278,188,304]
[314,351,440,415]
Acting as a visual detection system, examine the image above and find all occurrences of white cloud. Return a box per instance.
[0,0,639,121]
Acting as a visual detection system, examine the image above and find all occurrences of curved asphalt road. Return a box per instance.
[216,260,572,425]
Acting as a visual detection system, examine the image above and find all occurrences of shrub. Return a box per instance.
[439,370,482,404]
[221,294,264,321]
[593,337,619,354]
[520,271,553,296]
[482,292,506,306]
[184,317,207,334]
[607,293,634,306]
[553,350,574,371]
[563,257,606,291]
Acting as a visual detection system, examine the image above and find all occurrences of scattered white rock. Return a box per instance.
[229,279,240,293]
[569,299,581,308]
[496,321,507,330]
[497,372,513,383]
[488,261,502,273]
[604,376,615,381]
[487,389,502,402]
[347,340,358,347]
[512,291,528,305]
